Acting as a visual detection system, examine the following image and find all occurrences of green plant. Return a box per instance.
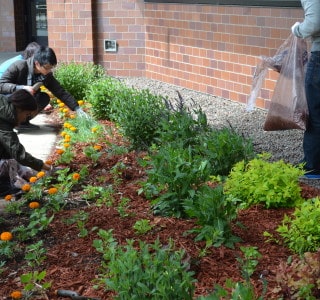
[85,76,125,120]
[276,197,320,254]
[24,240,47,268]
[65,210,89,237]
[184,185,240,248]
[133,219,154,235]
[236,246,262,281]
[83,145,103,166]
[54,61,105,100]
[110,87,167,150]
[224,153,305,208]
[20,270,51,299]
[0,238,18,259]
[93,230,196,299]
[56,147,74,164]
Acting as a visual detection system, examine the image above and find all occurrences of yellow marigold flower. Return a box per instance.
[63,122,71,128]
[91,127,98,133]
[56,149,65,155]
[59,108,64,112]
[72,173,80,181]
[78,100,84,106]
[62,108,69,113]
[29,201,40,209]
[37,171,46,178]
[56,99,62,104]
[4,194,12,201]
[70,126,77,132]
[10,290,22,299]
[29,176,37,183]
[64,143,70,148]
[48,187,58,195]
[0,231,13,241]
[21,184,31,192]
[60,131,67,137]
[58,102,65,107]
[93,144,102,151]
[69,114,76,119]
[64,137,70,142]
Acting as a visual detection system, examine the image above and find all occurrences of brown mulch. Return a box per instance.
[1,115,320,300]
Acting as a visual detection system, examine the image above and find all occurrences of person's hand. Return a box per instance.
[23,85,36,95]
[75,107,89,119]
[291,22,300,34]
[42,163,52,171]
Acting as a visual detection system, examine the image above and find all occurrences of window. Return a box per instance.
[144,0,301,8]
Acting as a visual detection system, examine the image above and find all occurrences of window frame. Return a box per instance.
[144,0,301,8]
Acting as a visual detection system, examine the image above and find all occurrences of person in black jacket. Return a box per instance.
[0,89,51,196]
[0,46,87,131]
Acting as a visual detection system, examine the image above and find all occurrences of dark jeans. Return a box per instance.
[303,51,320,171]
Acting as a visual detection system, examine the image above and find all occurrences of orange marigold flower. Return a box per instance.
[78,100,84,106]
[10,290,22,299]
[72,173,80,181]
[21,184,31,192]
[93,145,102,151]
[4,194,12,201]
[29,176,37,183]
[45,160,52,165]
[37,171,46,178]
[48,187,58,195]
[29,201,40,209]
[56,149,65,155]
[0,231,13,241]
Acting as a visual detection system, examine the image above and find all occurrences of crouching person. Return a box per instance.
[0,90,51,196]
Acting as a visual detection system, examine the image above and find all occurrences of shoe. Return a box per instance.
[17,123,40,131]
[300,169,320,180]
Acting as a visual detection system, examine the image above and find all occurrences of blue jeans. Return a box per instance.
[303,51,320,172]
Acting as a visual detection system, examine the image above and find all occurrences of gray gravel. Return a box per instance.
[120,77,304,166]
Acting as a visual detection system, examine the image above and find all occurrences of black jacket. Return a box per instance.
[0,57,79,111]
[0,94,44,171]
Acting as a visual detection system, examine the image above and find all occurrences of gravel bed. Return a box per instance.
[119,77,319,187]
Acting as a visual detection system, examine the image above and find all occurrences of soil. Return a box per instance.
[1,116,320,300]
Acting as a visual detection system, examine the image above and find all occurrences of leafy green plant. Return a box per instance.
[54,61,105,100]
[24,240,47,268]
[224,153,305,208]
[236,246,262,281]
[276,197,320,254]
[83,145,103,166]
[0,238,18,259]
[65,210,89,237]
[184,185,240,248]
[93,230,196,299]
[110,87,167,150]
[85,76,125,120]
[117,197,131,218]
[133,219,154,235]
[20,270,51,300]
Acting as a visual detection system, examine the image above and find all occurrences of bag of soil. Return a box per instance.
[247,34,308,131]
[263,34,308,131]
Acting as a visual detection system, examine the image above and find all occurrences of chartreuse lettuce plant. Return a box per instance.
[276,197,320,254]
[224,153,305,208]
[93,229,195,299]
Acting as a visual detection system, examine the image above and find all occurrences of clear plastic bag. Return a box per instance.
[247,34,308,131]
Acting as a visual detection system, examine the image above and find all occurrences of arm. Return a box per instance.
[293,2,320,39]
[0,130,44,171]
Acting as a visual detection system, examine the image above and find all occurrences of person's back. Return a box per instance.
[0,55,23,79]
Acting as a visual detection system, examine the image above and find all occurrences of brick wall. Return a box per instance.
[144,3,304,109]
[46,0,95,62]
[0,0,16,51]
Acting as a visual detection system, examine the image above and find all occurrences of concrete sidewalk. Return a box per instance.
[18,114,58,161]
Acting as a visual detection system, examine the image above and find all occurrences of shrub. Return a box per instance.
[224,153,304,208]
[110,88,167,150]
[54,61,105,100]
[277,197,320,254]
[85,76,125,120]
[93,230,195,299]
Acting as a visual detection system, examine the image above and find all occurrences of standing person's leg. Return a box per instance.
[303,51,320,174]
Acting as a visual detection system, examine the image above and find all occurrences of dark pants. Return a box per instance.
[303,51,320,172]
